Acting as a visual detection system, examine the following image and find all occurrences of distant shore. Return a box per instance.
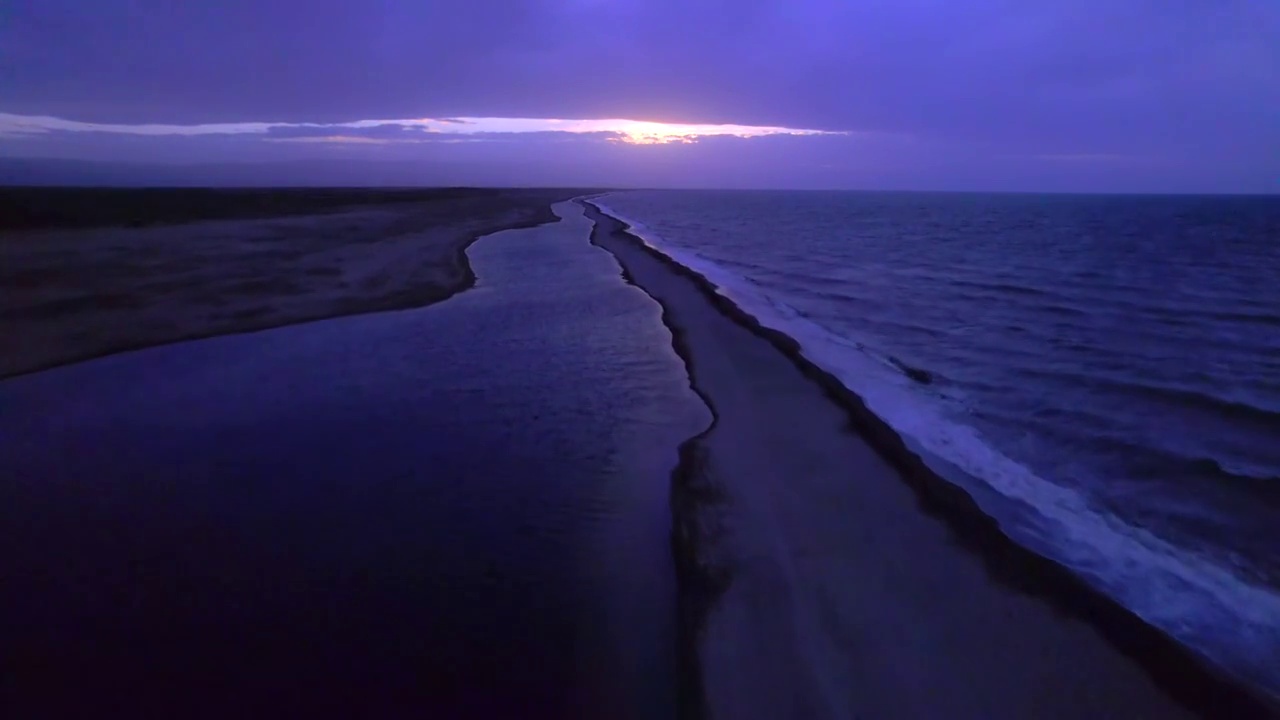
[582,199,1277,719]
[0,187,589,378]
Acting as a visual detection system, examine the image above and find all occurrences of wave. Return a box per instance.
[1197,309,1280,329]
[1030,292,1280,334]
[588,196,1280,699]
[1009,369,1280,428]
[983,407,1280,490]
[933,272,1280,337]
[945,277,1053,298]
[1131,449,1270,496]
[1113,380,1280,426]
[888,356,934,384]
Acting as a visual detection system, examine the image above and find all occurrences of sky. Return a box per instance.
[1,0,1277,192]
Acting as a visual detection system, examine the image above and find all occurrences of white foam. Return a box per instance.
[589,196,1280,698]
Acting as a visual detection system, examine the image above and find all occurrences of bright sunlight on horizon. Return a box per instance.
[0,112,841,145]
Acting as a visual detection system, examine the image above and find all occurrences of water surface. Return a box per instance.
[0,202,707,717]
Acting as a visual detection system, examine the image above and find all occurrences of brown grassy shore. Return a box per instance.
[0,187,591,378]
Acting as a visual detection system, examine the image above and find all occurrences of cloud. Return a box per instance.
[0,112,274,137]
[264,135,397,145]
[0,111,837,146]
[2,124,1271,193]
[0,0,1276,191]
[263,123,430,142]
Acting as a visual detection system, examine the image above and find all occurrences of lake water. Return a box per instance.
[0,202,707,718]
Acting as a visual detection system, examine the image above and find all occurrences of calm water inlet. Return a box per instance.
[0,203,708,717]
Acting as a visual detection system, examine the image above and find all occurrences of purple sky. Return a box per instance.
[2,0,1277,192]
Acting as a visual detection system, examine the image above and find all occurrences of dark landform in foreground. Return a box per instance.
[0,186,596,378]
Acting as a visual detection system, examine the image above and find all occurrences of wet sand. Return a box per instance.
[583,200,1275,719]
[1,188,581,378]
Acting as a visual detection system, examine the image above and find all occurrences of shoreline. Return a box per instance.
[585,200,727,720]
[580,199,1277,718]
[1,200,693,717]
[2,190,579,380]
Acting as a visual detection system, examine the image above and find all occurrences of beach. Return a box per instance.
[0,188,580,378]
[583,200,1276,719]
[2,192,1274,717]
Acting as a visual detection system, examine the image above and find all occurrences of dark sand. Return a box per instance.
[1,187,587,378]
[583,201,1276,719]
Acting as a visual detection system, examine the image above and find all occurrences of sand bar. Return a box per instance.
[583,200,1275,719]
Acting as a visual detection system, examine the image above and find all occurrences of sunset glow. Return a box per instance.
[548,118,836,144]
[0,112,839,144]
